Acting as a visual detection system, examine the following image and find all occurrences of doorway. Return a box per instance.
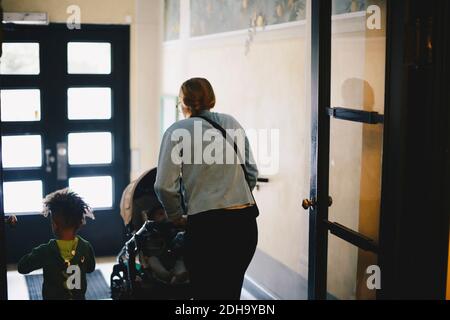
[1,24,130,263]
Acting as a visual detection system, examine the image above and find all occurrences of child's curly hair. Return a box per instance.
[42,188,94,230]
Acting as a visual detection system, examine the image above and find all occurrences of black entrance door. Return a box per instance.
[1,24,130,263]
[306,0,387,300]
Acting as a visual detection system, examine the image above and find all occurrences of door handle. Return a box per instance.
[327,107,384,124]
[45,149,56,173]
[302,198,316,210]
[56,143,68,181]
[323,220,379,253]
[302,196,333,210]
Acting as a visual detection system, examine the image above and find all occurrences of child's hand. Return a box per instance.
[170,259,189,284]
[6,215,18,227]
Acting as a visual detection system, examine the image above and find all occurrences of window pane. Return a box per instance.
[2,135,42,168]
[68,88,112,120]
[327,233,378,300]
[0,43,40,75]
[68,132,112,165]
[67,42,111,74]
[327,0,387,300]
[3,181,43,214]
[1,89,41,122]
[69,176,113,208]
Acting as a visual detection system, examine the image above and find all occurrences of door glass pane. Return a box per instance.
[2,135,42,168]
[1,89,41,122]
[327,234,378,300]
[67,42,112,74]
[328,120,383,235]
[69,176,113,209]
[67,88,112,120]
[0,43,40,75]
[327,0,386,300]
[68,132,112,165]
[3,181,43,214]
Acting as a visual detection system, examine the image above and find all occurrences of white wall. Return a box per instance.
[163,0,311,280]
[162,1,386,299]
[131,0,163,179]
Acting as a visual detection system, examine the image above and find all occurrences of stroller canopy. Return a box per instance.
[120,168,162,231]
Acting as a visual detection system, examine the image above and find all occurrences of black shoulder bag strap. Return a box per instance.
[193,116,259,217]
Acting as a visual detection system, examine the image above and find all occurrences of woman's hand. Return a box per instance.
[171,216,187,229]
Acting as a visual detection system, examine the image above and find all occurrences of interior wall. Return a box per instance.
[162,1,386,299]
[2,0,163,180]
[163,0,311,285]
[166,39,311,278]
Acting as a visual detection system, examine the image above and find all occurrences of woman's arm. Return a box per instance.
[244,134,259,191]
[154,128,185,221]
[230,115,259,191]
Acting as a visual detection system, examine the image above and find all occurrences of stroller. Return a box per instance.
[110,168,191,300]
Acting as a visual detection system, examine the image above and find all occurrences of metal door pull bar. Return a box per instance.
[327,107,384,124]
[323,220,379,253]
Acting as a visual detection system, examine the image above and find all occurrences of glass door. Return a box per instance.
[306,0,387,300]
[1,24,130,263]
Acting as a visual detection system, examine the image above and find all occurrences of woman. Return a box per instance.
[154,78,259,300]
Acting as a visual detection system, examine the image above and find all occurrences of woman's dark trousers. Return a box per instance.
[185,206,258,300]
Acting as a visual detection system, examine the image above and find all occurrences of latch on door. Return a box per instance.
[45,149,56,173]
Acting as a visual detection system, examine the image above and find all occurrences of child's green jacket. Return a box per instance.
[18,236,95,300]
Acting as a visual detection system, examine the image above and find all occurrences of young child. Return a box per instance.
[138,205,188,285]
[18,189,96,300]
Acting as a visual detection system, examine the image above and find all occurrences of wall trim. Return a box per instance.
[243,276,279,300]
[163,11,367,50]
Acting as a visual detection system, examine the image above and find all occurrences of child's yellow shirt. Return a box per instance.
[56,238,79,262]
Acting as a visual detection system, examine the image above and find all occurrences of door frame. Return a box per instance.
[378,0,450,299]
[0,1,7,300]
[308,0,332,300]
